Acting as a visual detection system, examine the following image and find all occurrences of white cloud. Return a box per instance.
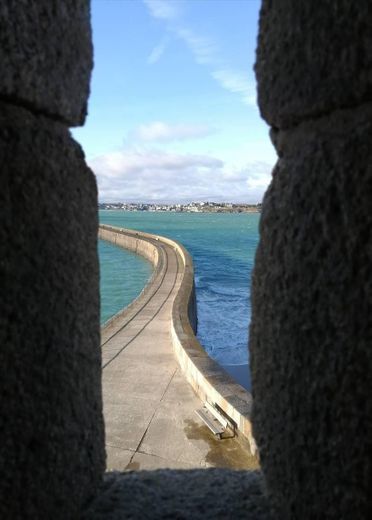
[143,1,256,107]
[132,121,213,142]
[176,28,217,65]
[176,30,257,105]
[143,0,181,20]
[89,149,272,203]
[244,163,272,189]
[212,69,257,106]
[147,37,169,64]
[91,149,222,177]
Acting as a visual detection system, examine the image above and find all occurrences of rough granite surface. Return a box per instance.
[0,100,105,519]
[249,102,372,519]
[84,469,272,519]
[2,1,371,518]
[255,0,372,128]
[0,0,92,126]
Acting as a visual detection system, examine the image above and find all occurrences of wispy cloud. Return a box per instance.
[143,0,256,107]
[175,28,217,65]
[212,69,256,106]
[132,121,214,142]
[89,148,272,203]
[147,36,169,64]
[143,0,181,20]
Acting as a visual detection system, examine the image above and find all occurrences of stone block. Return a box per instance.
[255,0,372,128]
[0,101,104,519]
[0,0,92,126]
[249,103,372,519]
[83,469,272,519]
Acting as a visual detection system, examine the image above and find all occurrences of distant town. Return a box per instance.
[99,201,262,213]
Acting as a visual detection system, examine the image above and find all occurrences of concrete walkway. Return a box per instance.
[101,237,257,471]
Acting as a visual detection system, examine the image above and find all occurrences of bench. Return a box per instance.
[195,402,229,439]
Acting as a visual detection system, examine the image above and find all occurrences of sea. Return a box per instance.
[99,210,260,390]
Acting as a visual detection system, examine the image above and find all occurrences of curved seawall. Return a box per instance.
[99,224,256,454]
[99,226,163,334]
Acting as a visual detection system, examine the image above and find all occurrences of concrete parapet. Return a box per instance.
[255,0,372,128]
[0,101,104,518]
[99,226,159,267]
[0,0,93,126]
[99,226,164,339]
[99,224,256,454]
[169,240,257,455]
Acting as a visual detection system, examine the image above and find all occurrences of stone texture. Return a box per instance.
[84,469,272,519]
[0,0,92,126]
[249,103,372,519]
[0,100,105,519]
[255,0,372,128]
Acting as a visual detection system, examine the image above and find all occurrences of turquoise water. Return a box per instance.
[99,210,260,375]
[99,240,152,324]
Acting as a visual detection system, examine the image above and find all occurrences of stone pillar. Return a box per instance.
[250,1,372,518]
[0,2,105,518]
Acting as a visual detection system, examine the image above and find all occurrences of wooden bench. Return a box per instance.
[195,402,229,439]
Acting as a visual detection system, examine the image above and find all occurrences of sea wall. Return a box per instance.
[99,224,256,453]
[99,225,164,335]
[99,225,159,265]
[168,240,256,454]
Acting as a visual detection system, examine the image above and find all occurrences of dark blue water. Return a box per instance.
[99,211,260,375]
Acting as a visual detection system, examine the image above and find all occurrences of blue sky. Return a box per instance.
[73,0,276,203]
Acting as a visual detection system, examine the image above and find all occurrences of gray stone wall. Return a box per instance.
[255,0,372,129]
[0,2,105,519]
[250,1,372,518]
[0,0,93,126]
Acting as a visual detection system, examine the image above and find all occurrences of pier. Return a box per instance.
[99,225,257,471]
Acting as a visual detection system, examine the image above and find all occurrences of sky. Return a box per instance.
[72,0,277,203]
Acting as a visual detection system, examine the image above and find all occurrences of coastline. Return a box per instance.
[99,208,261,214]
